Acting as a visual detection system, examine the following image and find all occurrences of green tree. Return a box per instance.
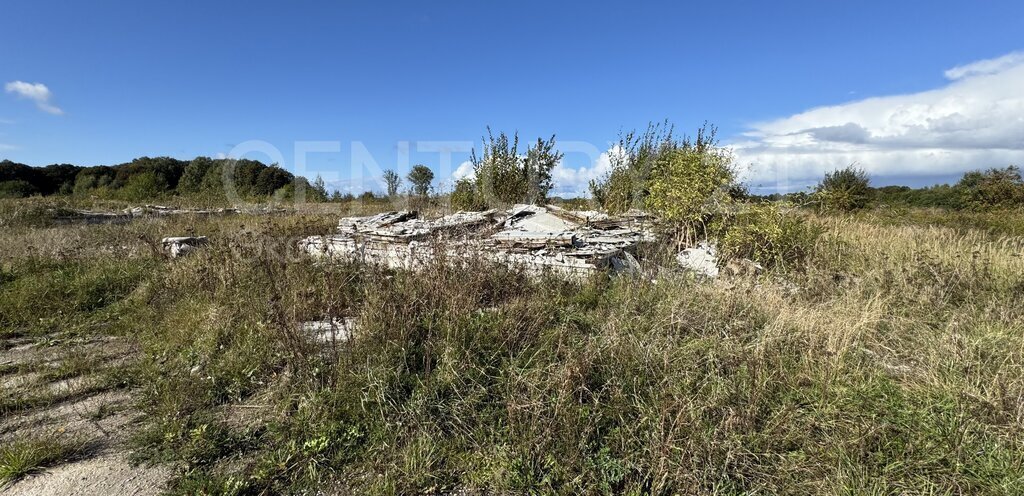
[178,157,215,193]
[117,171,164,201]
[382,169,402,197]
[312,175,328,201]
[254,166,294,196]
[407,165,434,197]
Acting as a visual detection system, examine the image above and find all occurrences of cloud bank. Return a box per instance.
[732,51,1024,191]
[5,81,63,115]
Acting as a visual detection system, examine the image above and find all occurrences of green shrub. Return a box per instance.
[589,121,676,214]
[591,122,735,227]
[450,178,484,211]
[644,146,734,225]
[0,180,39,199]
[815,165,872,212]
[720,203,820,269]
[116,171,165,201]
[471,129,562,207]
[955,166,1024,210]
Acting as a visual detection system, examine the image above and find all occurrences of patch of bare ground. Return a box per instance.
[0,334,170,495]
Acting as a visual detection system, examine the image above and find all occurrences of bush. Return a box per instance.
[589,122,675,214]
[644,146,734,225]
[471,129,562,207]
[591,122,734,225]
[720,203,820,270]
[956,166,1024,210]
[815,165,872,212]
[0,180,39,199]
[450,178,484,211]
[116,171,166,201]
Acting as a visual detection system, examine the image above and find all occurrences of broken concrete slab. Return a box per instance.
[505,204,579,232]
[676,243,719,278]
[301,205,654,278]
[302,317,357,344]
[126,205,240,217]
[55,204,276,225]
[337,210,498,241]
[161,236,208,258]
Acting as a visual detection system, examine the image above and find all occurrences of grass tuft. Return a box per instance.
[0,436,84,484]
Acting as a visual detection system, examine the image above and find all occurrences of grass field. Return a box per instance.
[1,197,1023,494]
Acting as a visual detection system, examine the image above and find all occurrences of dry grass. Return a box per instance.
[2,197,1023,494]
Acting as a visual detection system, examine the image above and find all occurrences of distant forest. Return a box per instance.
[0,156,328,202]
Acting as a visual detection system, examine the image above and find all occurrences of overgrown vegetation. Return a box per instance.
[588,122,814,267]
[4,193,1023,493]
[453,129,563,210]
[957,165,1024,210]
[719,203,820,270]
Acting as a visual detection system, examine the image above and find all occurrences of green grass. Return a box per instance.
[0,437,83,484]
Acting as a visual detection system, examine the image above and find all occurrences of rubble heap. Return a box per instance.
[56,204,283,224]
[300,205,655,277]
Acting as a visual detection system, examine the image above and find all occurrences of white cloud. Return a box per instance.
[732,51,1024,191]
[944,51,1024,80]
[0,143,16,151]
[452,160,474,180]
[550,146,624,196]
[5,81,63,115]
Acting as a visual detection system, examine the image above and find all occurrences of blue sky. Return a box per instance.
[3,1,1023,194]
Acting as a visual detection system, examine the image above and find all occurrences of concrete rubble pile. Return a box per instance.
[125,204,240,217]
[58,204,283,224]
[300,205,655,277]
[161,236,208,258]
[676,242,720,278]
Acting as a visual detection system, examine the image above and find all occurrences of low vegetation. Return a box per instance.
[1,191,1022,493]
[0,436,84,484]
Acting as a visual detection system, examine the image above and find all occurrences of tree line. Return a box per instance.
[0,156,325,202]
[754,165,1024,212]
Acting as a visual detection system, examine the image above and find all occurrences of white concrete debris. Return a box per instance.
[161,236,208,258]
[301,205,656,277]
[126,205,240,217]
[57,204,279,224]
[676,242,720,278]
[302,317,357,344]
